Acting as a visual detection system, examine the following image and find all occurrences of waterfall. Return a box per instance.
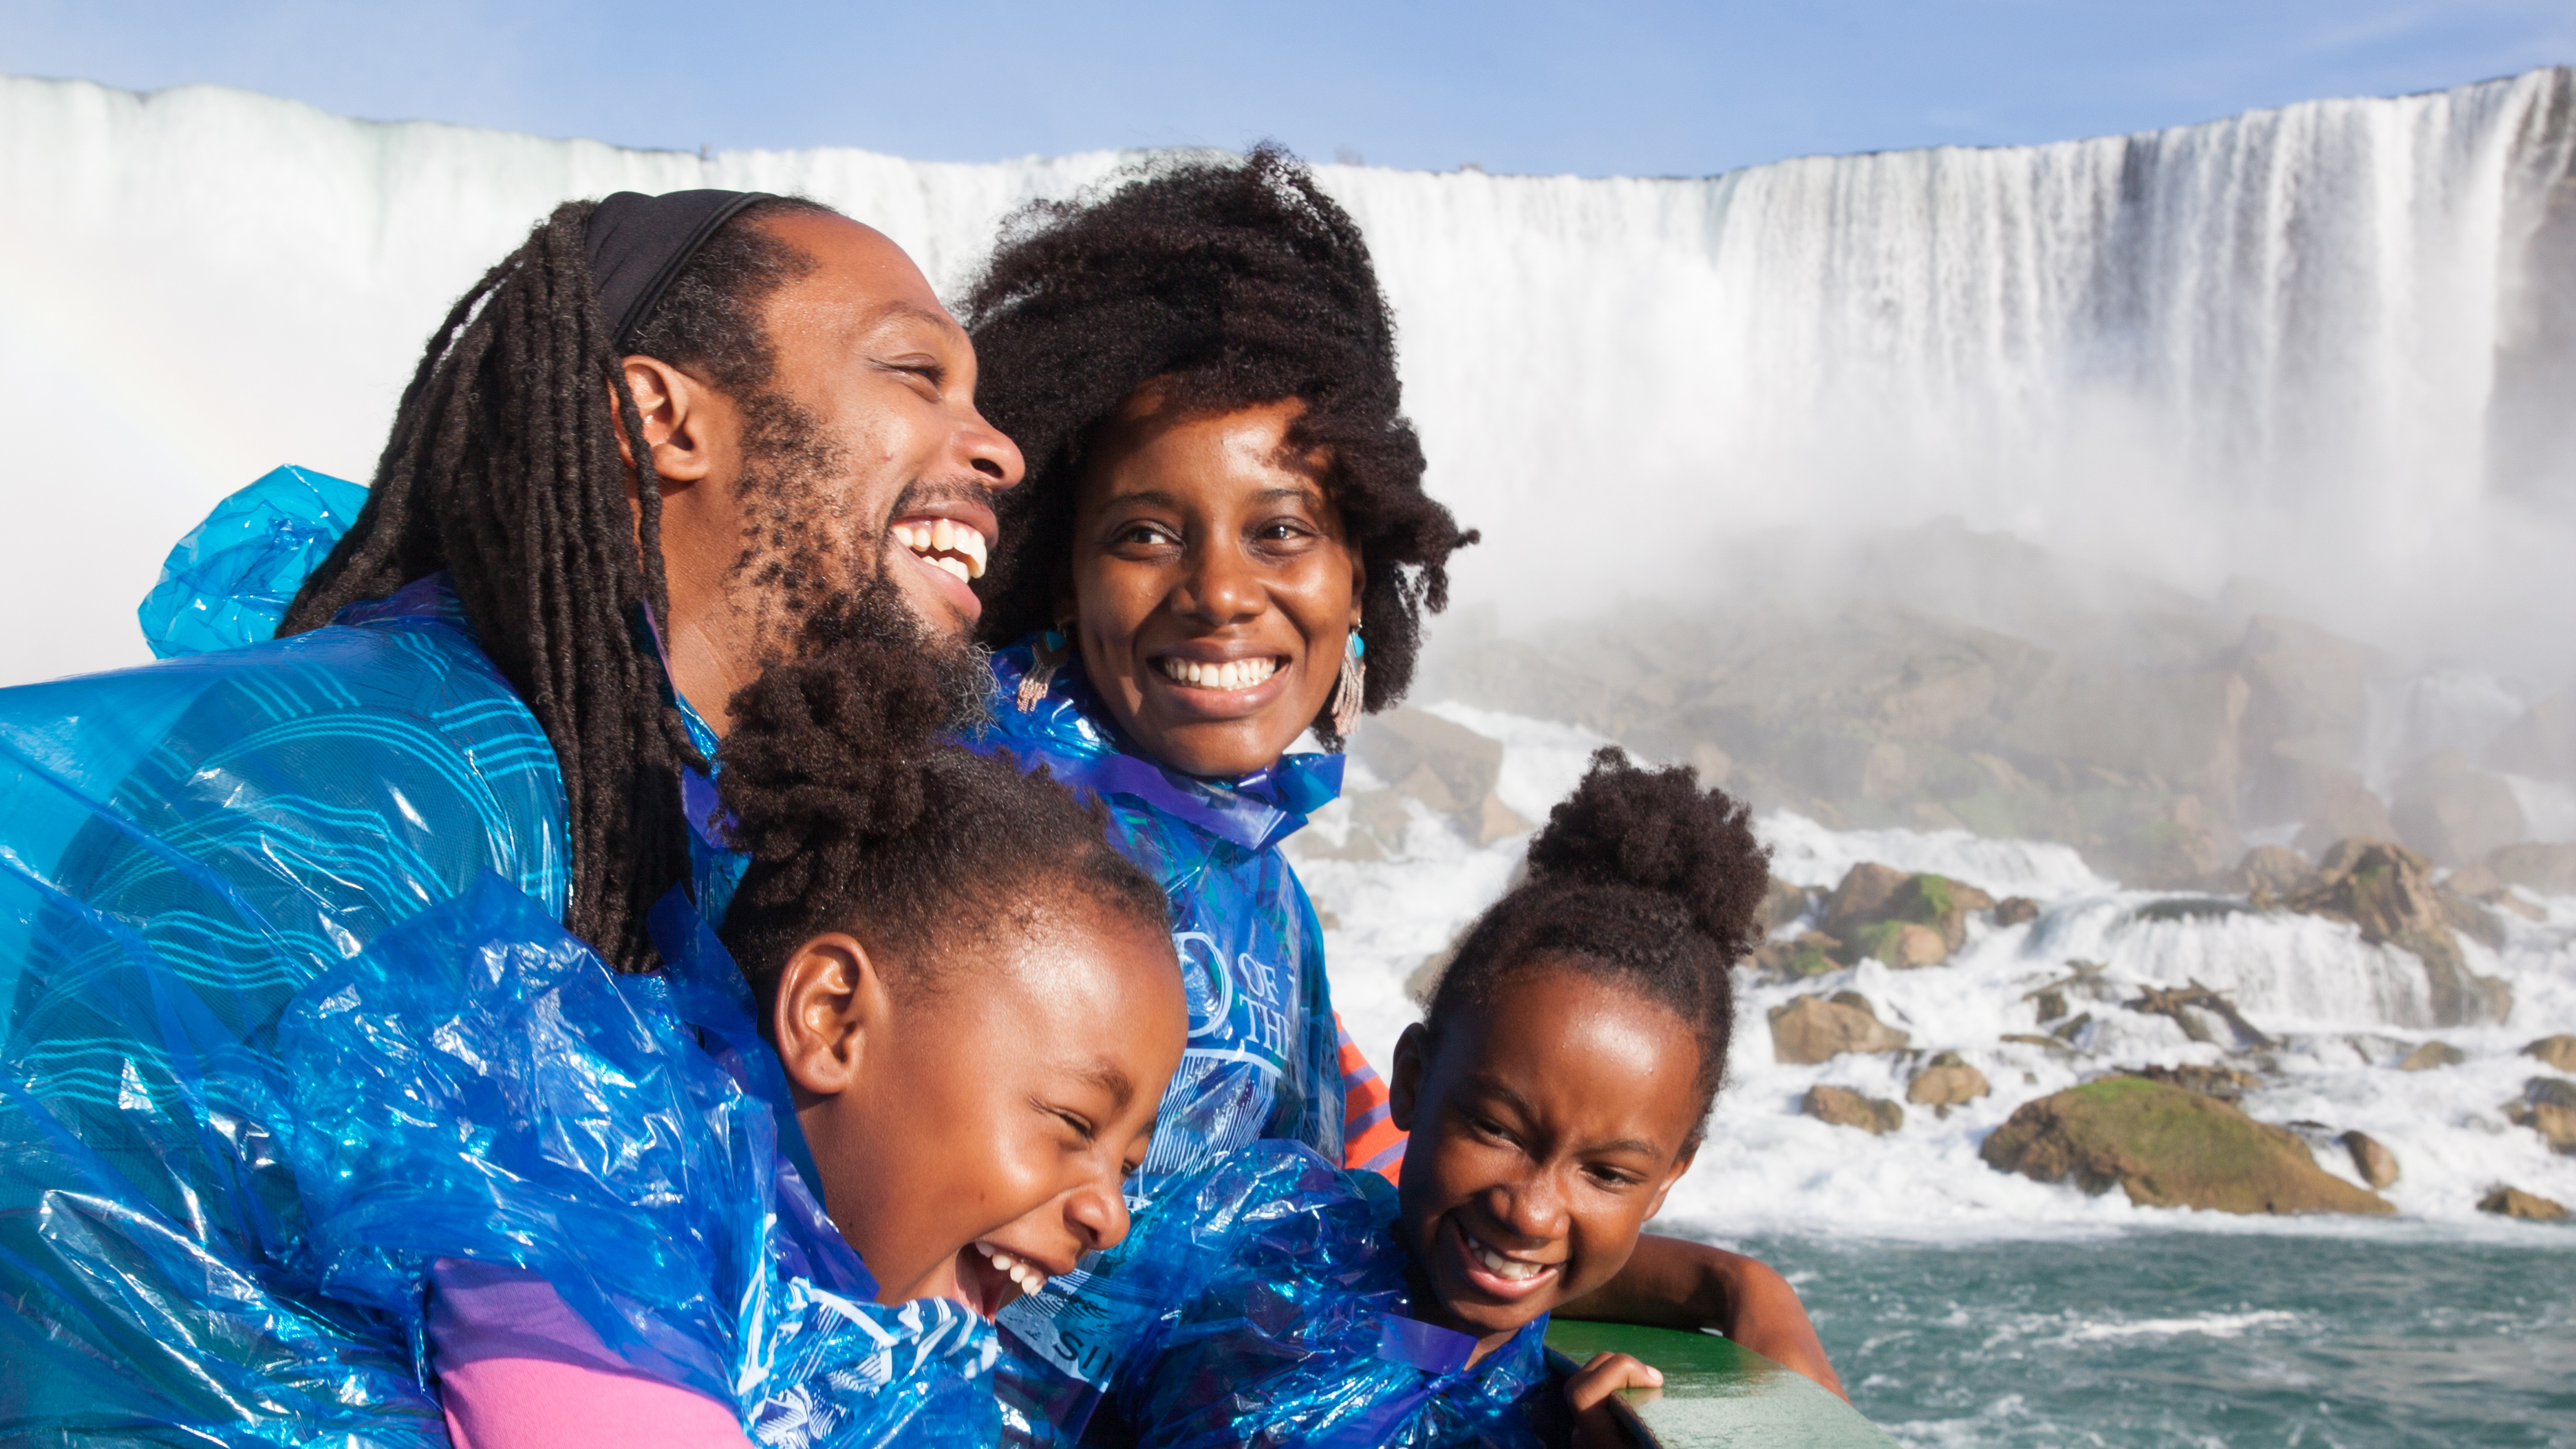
[1,68,2569,689]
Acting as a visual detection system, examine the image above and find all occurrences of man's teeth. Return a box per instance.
[1467,1234,1552,1282]
[974,1243,1049,1296]
[893,519,988,580]
[1157,656,1280,691]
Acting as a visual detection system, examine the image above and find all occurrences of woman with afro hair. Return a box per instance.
[954,145,1841,1428]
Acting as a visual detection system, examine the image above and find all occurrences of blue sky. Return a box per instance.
[4,1,2570,175]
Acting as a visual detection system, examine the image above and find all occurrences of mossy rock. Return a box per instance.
[1980,1078,2394,1215]
[1840,918,1947,968]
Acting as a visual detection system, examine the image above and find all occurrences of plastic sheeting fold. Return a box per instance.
[997,1141,1554,1449]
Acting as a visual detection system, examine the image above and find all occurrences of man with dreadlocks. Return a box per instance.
[0,190,1018,1440]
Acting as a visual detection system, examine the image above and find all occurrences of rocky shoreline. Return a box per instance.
[1757,846,2573,1220]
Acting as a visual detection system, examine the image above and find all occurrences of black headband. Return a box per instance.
[585,189,778,352]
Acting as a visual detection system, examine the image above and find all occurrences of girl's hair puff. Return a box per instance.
[715,610,1168,1008]
[1424,747,1770,1124]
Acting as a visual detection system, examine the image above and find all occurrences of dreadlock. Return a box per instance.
[960,144,1478,746]
[280,196,833,971]
[715,610,1170,1011]
[1424,748,1771,1124]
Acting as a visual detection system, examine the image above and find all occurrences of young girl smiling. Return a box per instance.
[286,626,1190,1448]
[1009,748,1819,1448]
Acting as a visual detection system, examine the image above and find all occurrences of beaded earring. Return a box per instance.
[1018,626,1071,713]
[1330,625,1366,740]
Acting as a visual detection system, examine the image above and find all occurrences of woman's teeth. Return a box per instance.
[974,1242,1049,1297]
[893,519,988,581]
[1466,1232,1553,1282]
[1158,656,1280,691]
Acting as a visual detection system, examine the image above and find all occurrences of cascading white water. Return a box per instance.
[1,68,2570,687]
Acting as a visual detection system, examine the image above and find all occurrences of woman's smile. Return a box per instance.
[1143,645,1296,720]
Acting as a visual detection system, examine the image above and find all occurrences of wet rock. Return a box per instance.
[1994,896,2039,927]
[1752,931,1842,981]
[1761,877,1814,933]
[2126,983,2275,1051]
[1979,1078,2395,1215]
[1820,863,1992,967]
[2032,989,2068,1024]
[2283,839,2513,1027]
[2229,844,2321,898]
[2398,1041,2465,1071]
[2487,841,2576,896]
[1854,920,1950,968]
[1907,1052,1990,1108]
[1821,863,1908,933]
[1350,707,1532,845]
[2392,750,2526,868]
[2524,1035,2576,1072]
[1803,1084,1904,1135]
[2339,1130,2400,1189]
[2114,1063,2262,1101]
[2477,1186,2568,1221]
[2520,1078,2576,1153]
[1768,993,1909,1064]
[1468,791,1535,846]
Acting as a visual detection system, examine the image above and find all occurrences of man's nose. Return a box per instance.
[959,405,1025,492]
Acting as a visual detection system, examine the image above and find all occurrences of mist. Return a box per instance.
[3,67,2572,873]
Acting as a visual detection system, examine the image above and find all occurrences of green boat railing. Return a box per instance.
[1543,1322,1895,1448]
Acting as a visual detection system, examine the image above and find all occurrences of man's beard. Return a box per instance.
[822,574,996,734]
[725,386,991,730]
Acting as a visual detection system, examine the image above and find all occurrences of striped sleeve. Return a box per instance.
[1335,1013,1407,1183]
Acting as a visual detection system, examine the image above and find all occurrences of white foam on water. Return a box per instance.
[2050,1309,2301,1344]
[1759,813,2113,901]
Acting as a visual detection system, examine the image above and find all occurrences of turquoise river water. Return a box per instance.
[1734,1232,2575,1448]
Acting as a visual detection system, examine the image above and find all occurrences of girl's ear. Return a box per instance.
[1388,1022,1431,1133]
[1639,1141,1699,1224]
[770,932,894,1098]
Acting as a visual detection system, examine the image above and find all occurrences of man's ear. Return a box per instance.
[1389,1022,1431,1133]
[610,355,720,484]
[1639,1140,1699,1223]
[769,932,892,1098]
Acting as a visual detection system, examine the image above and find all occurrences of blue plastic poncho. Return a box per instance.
[0,469,979,1443]
[998,1140,1555,1449]
[966,643,1347,1191]
[0,512,570,1437]
[965,647,1435,1442]
[281,872,998,1446]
